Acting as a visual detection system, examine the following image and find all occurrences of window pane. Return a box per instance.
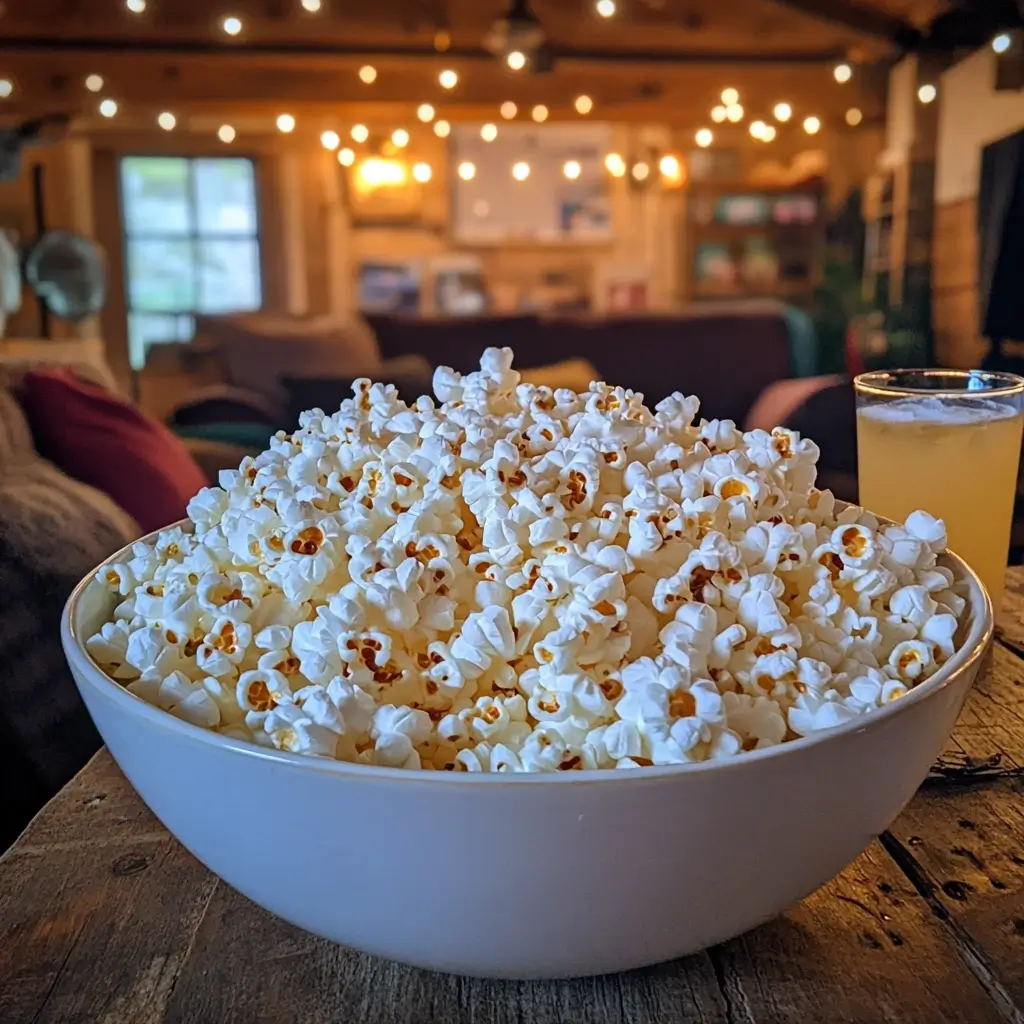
[128,312,194,370]
[196,239,261,312]
[121,157,191,235]
[194,159,258,235]
[128,238,196,312]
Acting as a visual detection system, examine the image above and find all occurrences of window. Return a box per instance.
[120,156,262,368]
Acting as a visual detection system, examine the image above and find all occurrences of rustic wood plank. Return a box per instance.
[997,567,1024,652]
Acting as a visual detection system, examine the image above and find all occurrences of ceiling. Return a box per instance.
[0,0,956,132]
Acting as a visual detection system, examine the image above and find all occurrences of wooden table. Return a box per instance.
[4,576,1024,1024]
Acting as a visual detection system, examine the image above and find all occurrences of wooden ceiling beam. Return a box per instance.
[763,0,922,46]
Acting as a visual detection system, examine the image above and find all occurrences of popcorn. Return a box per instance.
[89,348,969,772]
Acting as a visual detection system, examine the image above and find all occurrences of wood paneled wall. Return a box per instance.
[932,198,985,368]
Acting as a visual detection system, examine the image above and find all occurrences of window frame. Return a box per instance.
[118,151,264,331]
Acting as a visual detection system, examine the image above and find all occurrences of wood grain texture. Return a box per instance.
[7,571,1024,1022]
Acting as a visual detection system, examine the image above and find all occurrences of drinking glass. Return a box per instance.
[855,369,1024,610]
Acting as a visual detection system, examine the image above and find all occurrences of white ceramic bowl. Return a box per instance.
[61,524,992,979]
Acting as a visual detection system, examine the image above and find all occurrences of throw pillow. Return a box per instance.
[18,367,208,534]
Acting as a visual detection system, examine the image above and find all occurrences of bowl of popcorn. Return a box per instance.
[62,349,992,979]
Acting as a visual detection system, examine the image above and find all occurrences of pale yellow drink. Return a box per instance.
[857,400,1023,609]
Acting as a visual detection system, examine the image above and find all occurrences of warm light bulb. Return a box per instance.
[85,74,104,93]
[125,0,145,11]
[833,63,852,83]
[512,161,531,181]
[222,15,242,35]
[631,161,650,182]
[391,128,409,147]
[158,111,176,131]
[351,123,369,143]
[563,159,581,180]
[457,161,476,181]
[301,0,322,10]
[439,69,458,89]
[802,115,821,134]
[413,162,432,183]
[575,94,594,115]
[596,0,616,16]
[659,154,681,179]
[277,113,296,133]
[773,102,792,122]
[359,65,377,84]
[726,103,744,123]
[480,123,498,142]
[721,87,739,105]
[711,105,727,123]
[993,33,1012,54]
[507,50,527,71]
[218,124,236,143]
[695,128,713,148]
[321,130,340,150]
[749,120,766,139]
[501,101,518,120]
[99,98,118,118]
[338,147,355,167]
[434,119,451,138]
[417,103,435,122]
[845,107,863,126]
[761,125,776,142]
[531,104,548,122]
[917,83,936,104]
[604,153,626,176]
[0,80,12,99]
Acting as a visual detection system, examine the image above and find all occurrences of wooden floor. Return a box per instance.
[3,576,1024,1023]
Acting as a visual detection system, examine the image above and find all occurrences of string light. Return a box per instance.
[726,104,744,122]
[125,0,145,11]
[391,128,409,147]
[802,115,821,134]
[604,153,626,177]
[417,103,435,122]
[321,130,340,149]
[659,154,682,181]
[563,159,581,179]
[512,161,531,181]
[481,123,498,141]
[0,80,11,99]
[773,102,792,122]
[222,15,242,35]
[531,104,548,122]
[99,98,118,118]
[351,123,369,142]
[695,128,713,148]
[301,0,322,9]
[749,120,767,140]
[993,33,1012,54]
[85,74,104,93]
[761,125,776,141]
[458,160,476,181]
[501,101,518,119]
[507,51,527,71]
[575,94,594,115]
[277,113,296,133]
[434,29,451,51]
[158,111,176,130]
[845,107,863,126]
[439,69,458,89]
[413,162,432,183]
[833,63,852,83]
[434,119,451,138]
[711,105,727,123]
[359,65,377,84]
[721,87,739,105]
[596,0,616,15]
[631,161,650,182]
[218,124,236,143]
[917,83,936,103]
[338,147,355,166]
